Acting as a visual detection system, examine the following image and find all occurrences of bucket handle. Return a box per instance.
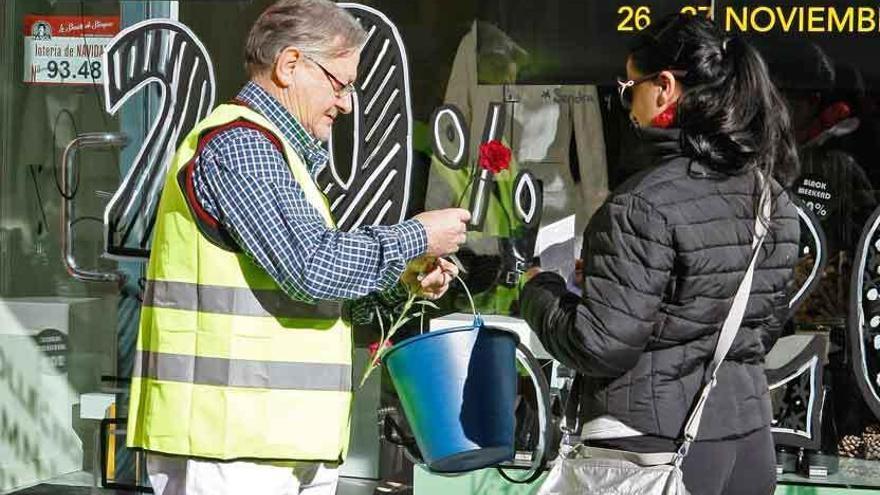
[453,269,483,330]
[496,341,551,484]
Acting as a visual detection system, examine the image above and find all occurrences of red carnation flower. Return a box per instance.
[368,340,393,364]
[478,140,512,174]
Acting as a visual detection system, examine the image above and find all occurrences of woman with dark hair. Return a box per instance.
[521,14,800,494]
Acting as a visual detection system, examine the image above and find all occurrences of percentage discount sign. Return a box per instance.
[796,176,833,219]
[806,201,829,217]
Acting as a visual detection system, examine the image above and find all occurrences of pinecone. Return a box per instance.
[866,424,880,435]
[839,434,864,458]
[864,433,880,460]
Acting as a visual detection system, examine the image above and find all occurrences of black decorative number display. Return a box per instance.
[849,203,880,420]
[766,334,826,451]
[316,4,415,231]
[512,170,541,229]
[102,20,216,258]
[430,104,469,170]
[788,197,829,317]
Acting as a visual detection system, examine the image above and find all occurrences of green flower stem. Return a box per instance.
[357,268,480,389]
[359,289,419,388]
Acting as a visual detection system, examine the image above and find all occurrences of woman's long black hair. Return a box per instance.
[629,14,799,189]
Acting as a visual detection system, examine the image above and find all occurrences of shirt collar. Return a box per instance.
[235,81,329,172]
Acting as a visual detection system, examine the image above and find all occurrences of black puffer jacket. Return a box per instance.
[521,127,800,441]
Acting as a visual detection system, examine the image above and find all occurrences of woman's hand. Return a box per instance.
[524,266,543,282]
[524,258,582,285]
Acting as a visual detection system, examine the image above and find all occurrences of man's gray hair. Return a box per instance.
[245,0,367,76]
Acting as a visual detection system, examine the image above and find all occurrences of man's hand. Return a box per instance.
[414,208,470,257]
[403,257,460,300]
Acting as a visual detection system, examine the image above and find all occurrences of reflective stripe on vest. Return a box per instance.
[133,350,352,391]
[142,280,342,319]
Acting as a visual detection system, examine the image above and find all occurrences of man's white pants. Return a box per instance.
[147,453,339,495]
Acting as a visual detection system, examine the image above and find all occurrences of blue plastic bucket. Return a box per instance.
[383,324,520,473]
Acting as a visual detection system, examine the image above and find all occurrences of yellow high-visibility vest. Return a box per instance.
[127,103,352,462]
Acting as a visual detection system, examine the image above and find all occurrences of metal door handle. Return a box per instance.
[61,132,128,282]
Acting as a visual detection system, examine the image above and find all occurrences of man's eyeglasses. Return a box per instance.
[617,70,686,110]
[304,55,355,99]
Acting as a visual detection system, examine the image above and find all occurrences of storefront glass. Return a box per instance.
[1,1,175,491]
[3,0,880,493]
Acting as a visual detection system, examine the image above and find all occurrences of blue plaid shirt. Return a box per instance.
[192,82,426,323]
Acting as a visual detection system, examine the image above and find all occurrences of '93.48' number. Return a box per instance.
[46,60,102,80]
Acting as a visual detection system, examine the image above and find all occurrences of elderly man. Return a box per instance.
[127,1,469,494]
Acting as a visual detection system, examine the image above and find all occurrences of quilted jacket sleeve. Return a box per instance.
[521,192,675,378]
[756,192,800,356]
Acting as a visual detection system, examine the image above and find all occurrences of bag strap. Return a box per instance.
[675,173,772,465]
[582,446,679,467]
[562,374,583,435]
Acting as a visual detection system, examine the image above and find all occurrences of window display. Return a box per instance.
[5,1,880,494]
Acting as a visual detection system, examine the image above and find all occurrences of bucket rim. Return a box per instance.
[384,324,521,360]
